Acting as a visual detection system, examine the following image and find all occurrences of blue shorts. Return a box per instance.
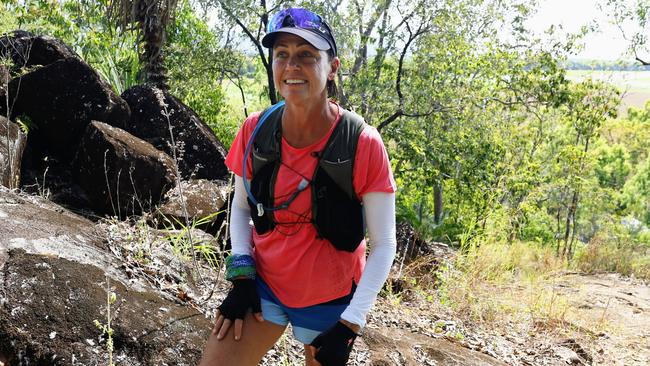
[256,277,353,344]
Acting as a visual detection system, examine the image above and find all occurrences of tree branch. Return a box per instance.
[376,15,431,133]
[216,0,277,103]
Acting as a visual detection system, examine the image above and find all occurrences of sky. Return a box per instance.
[526,0,634,60]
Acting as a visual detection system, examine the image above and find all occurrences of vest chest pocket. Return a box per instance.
[319,158,355,200]
[251,149,278,175]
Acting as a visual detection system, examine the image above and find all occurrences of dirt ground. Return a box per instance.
[546,273,650,365]
[320,269,648,366]
[430,272,650,366]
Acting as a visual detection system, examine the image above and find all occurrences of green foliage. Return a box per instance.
[162,211,225,270]
[5,0,650,277]
[627,99,650,122]
[165,0,247,146]
[593,144,632,190]
[1,0,141,93]
[622,156,650,224]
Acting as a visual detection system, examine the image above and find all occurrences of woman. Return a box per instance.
[199,7,396,366]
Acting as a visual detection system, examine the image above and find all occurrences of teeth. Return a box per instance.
[285,79,306,84]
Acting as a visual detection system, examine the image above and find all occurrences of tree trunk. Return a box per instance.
[266,48,277,104]
[142,24,167,88]
[433,180,443,224]
[556,206,562,256]
[562,190,579,259]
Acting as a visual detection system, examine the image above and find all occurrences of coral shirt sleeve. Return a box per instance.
[225,112,261,178]
[353,126,397,197]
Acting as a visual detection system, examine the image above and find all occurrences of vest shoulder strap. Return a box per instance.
[252,105,366,200]
[318,109,366,200]
[251,105,284,175]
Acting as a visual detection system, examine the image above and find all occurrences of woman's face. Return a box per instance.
[272,33,339,104]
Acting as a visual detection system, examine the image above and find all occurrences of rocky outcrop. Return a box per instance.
[3,57,130,157]
[0,116,26,188]
[0,30,35,72]
[75,121,176,217]
[395,221,454,265]
[0,187,211,365]
[155,178,231,236]
[0,31,231,220]
[121,85,228,180]
[0,31,78,70]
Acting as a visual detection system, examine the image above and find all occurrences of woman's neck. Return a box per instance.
[281,99,338,148]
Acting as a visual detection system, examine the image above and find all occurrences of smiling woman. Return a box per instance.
[198,7,397,366]
[270,33,338,121]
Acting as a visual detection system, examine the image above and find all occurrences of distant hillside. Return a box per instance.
[565,59,650,71]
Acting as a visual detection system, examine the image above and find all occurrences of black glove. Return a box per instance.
[217,278,261,320]
[310,321,358,366]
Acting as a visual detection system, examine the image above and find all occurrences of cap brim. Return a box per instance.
[262,28,331,51]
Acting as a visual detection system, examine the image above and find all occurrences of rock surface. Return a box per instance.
[121,85,228,180]
[0,116,26,188]
[4,57,130,157]
[0,31,78,70]
[74,121,176,217]
[363,327,508,366]
[155,178,231,236]
[0,187,211,365]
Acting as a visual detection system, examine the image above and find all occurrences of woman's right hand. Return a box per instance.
[213,278,264,340]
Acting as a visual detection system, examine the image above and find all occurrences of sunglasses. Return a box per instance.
[267,8,337,53]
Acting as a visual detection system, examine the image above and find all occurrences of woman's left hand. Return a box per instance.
[308,320,359,366]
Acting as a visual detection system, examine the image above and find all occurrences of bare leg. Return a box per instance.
[304,345,321,366]
[199,312,287,366]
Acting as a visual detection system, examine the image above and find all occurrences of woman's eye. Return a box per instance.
[275,51,287,58]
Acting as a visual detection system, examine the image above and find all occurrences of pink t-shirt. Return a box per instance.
[225,105,396,307]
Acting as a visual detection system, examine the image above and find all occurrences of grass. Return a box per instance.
[396,226,650,350]
[397,239,605,335]
[573,231,650,280]
[434,240,567,323]
[161,211,225,271]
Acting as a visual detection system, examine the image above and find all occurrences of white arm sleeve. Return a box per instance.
[340,191,396,328]
[229,175,254,256]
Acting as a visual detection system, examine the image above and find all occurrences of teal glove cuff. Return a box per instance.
[225,254,256,281]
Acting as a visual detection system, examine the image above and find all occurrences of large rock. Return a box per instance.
[0,30,35,74]
[3,57,130,157]
[0,31,78,70]
[74,121,176,217]
[0,62,8,92]
[0,64,8,116]
[0,116,26,188]
[0,187,211,365]
[394,221,454,265]
[155,178,231,236]
[121,85,228,180]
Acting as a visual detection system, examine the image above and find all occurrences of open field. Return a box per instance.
[567,70,650,116]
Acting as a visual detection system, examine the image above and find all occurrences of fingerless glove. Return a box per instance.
[311,321,358,366]
[217,278,261,320]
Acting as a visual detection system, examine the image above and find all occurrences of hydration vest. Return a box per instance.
[247,104,366,252]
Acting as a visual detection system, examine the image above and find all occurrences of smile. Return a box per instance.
[284,79,307,84]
